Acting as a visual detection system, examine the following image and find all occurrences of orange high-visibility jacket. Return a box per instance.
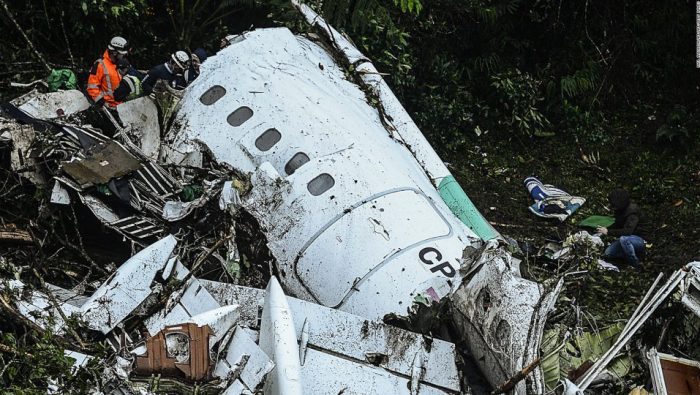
[86,51,122,107]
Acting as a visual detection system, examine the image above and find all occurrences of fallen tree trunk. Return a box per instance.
[0,227,33,243]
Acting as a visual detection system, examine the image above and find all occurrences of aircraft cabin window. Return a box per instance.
[255,128,281,151]
[307,173,335,196]
[199,85,226,105]
[227,106,253,127]
[284,152,310,175]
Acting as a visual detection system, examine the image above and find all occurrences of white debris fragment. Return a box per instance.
[64,350,92,374]
[451,240,556,394]
[219,181,242,211]
[203,279,462,394]
[597,259,620,272]
[681,261,700,318]
[259,277,303,395]
[116,96,161,160]
[144,277,221,336]
[50,180,71,205]
[16,90,90,120]
[78,194,120,223]
[80,235,177,334]
[5,280,80,334]
[161,200,193,221]
[214,327,274,392]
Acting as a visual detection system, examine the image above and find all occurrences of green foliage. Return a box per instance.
[541,323,633,391]
[656,105,690,143]
[393,0,422,14]
[559,63,599,99]
[160,0,257,48]
[560,100,607,143]
[490,69,551,137]
[0,329,96,392]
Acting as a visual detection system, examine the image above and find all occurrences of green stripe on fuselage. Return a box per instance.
[438,175,500,241]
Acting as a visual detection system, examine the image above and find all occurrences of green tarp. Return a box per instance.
[46,69,77,91]
[577,215,615,228]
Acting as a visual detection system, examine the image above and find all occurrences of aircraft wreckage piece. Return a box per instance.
[290,0,499,242]
[647,348,700,395]
[11,89,90,120]
[202,278,462,394]
[81,235,177,333]
[681,261,700,318]
[116,96,161,160]
[259,277,303,394]
[164,25,556,392]
[134,323,214,382]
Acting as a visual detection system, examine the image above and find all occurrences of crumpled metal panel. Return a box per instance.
[62,140,141,187]
[5,280,81,334]
[116,96,161,160]
[451,241,552,394]
[199,279,461,394]
[15,90,90,120]
[681,262,700,318]
[214,327,274,392]
[80,235,177,334]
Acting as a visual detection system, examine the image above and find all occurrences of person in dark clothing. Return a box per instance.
[597,188,649,266]
[184,48,207,84]
[141,51,191,94]
[113,59,143,102]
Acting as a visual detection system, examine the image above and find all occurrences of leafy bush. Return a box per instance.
[656,105,690,143]
[490,69,551,137]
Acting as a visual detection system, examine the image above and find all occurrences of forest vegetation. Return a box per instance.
[0,0,699,392]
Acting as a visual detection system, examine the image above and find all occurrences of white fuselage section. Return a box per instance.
[164,28,481,319]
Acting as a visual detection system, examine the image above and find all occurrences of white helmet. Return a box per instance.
[171,50,190,69]
[108,36,128,54]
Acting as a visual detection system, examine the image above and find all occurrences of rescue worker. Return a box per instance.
[182,48,207,85]
[113,59,142,102]
[87,36,128,108]
[220,34,236,49]
[141,51,191,94]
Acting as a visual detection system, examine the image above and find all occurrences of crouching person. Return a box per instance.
[113,59,143,102]
[597,188,649,267]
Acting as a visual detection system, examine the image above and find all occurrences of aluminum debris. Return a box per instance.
[14,89,90,120]
[647,348,700,395]
[80,235,177,334]
[61,140,141,187]
[4,3,691,394]
[681,261,700,318]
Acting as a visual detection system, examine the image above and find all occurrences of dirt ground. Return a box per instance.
[442,123,700,384]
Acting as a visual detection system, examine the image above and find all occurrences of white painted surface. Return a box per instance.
[164,28,480,320]
[450,241,546,394]
[144,277,222,336]
[80,235,177,334]
[259,278,303,395]
[214,327,274,391]
[116,96,161,160]
[50,180,71,205]
[199,280,461,393]
[681,261,700,317]
[17,90,90,120]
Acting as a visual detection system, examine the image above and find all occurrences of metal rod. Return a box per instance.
[577,270,686,390]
